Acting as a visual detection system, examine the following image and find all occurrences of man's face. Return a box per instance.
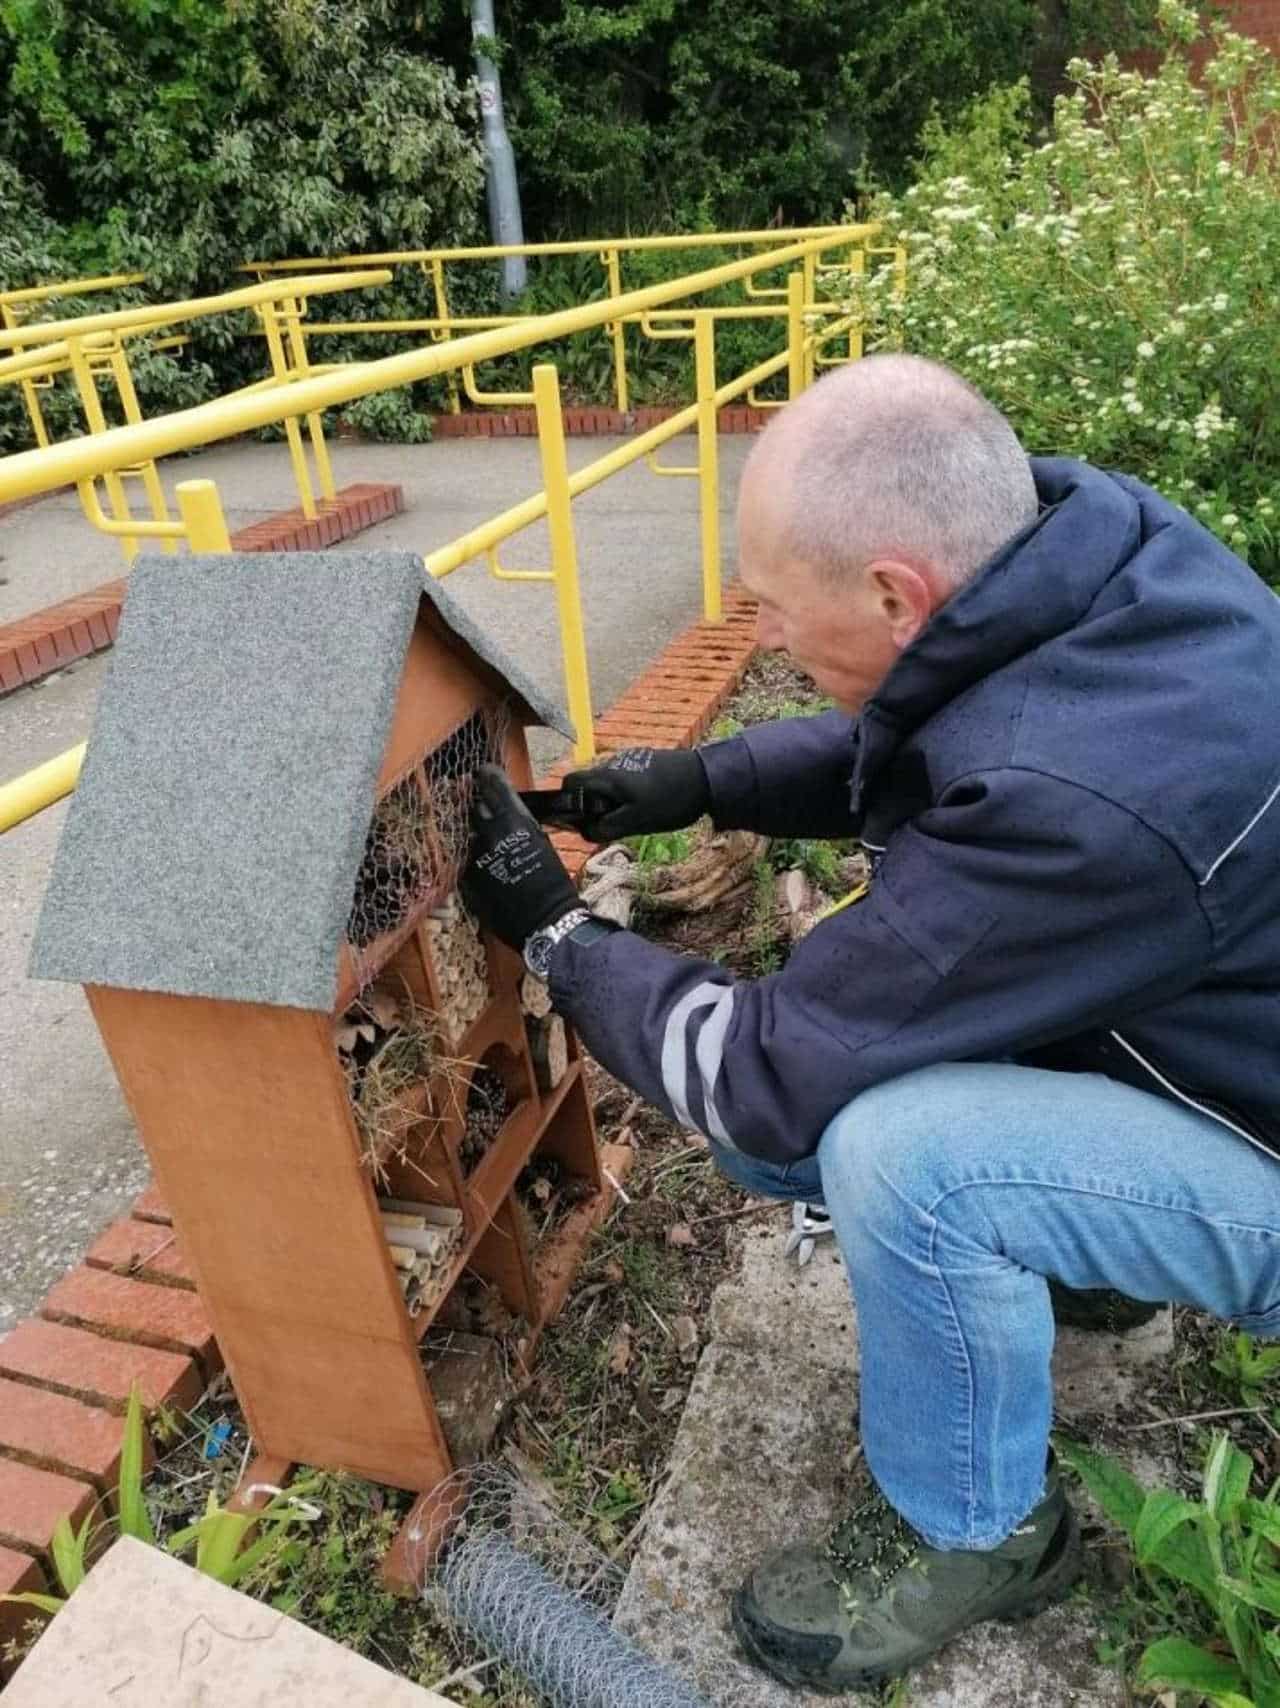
[736,463,921,714]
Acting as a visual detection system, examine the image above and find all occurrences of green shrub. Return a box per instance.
[852,2,1280,583]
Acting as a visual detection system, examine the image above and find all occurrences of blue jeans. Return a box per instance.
[712,1062,1280,1551]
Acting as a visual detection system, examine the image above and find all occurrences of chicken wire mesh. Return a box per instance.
[414,1466,716,1708]
[347,702,511,986]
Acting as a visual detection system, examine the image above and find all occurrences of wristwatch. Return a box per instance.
[523,907,615,981]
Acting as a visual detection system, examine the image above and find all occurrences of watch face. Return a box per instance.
[525,934,551,978]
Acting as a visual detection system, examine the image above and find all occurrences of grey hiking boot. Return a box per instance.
[1049,1278,1162,1333]
[731,1457,1082,1692]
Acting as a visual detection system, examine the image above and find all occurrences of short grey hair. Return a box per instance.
[758,354,1038,591]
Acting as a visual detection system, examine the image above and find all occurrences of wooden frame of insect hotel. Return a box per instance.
[31,550,624,1580]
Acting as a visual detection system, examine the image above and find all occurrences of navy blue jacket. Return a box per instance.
[551,458,1280,1165]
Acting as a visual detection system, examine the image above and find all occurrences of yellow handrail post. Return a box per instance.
[426,258,462,416]
[600,247,629,415]
[1,303,53,451]
[532,364,595,763]
[65,335,141,562]
[255,301,319,519]
[847,245,866,363]
[106,343,177,552]
[787,272,806,400]
[280,296,337,503]
[176,478,232,552]
[694,313,722,624]
[802,249,819,389]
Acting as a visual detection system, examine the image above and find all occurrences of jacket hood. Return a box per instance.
[852,458,1154,813]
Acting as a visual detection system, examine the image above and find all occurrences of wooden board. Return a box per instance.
[87,987,452,1491]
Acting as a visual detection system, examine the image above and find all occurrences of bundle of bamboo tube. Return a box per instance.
[424,894,489,1039]
[377,1197,465,1315]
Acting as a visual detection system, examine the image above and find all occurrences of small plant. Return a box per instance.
[626,829,694,870]
[770,836,846,895]
[0,1388,321,1623]
[750,857,783,976]
[1059,1431,1280,1705]
[1212,1330,1280,1410]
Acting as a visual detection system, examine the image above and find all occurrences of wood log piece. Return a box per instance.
[646,832,769,913]
[528,1015,569,1093]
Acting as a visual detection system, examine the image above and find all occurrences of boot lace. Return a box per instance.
[826,1485,922,1597]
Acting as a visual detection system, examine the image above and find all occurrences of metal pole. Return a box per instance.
[472,0,528,302]
[694,314,722,624]
[532,364,594,762]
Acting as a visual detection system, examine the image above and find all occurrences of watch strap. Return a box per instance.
[523,906,592,978]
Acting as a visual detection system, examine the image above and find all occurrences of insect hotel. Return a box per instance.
[31,550,622,1577]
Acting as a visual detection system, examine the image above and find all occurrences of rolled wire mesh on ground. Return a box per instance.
[347,702,511,985]
[419,1466,714,1708]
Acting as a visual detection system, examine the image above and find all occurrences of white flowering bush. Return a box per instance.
[853,1,1280,584]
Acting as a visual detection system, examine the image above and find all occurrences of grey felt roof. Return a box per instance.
[30,551,571,1010]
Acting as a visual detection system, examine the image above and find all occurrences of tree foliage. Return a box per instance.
[492,0,1158,233]
[0,0,485,294]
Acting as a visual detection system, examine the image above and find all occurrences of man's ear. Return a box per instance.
[866,559,938,650]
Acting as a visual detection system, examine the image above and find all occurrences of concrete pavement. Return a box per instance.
[0,432,753,1329]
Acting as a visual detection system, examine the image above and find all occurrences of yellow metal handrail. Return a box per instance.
[0,234,860,499]
[243,225,874,422]
[0,273,147,313]
[0,271,391,352]
[0,226,899,833]
[0,270,392,558]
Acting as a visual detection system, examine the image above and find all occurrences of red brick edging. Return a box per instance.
[545,583,759,877]
[431,403,770,439]
[0,585,759,1676]
[0,482,405,698]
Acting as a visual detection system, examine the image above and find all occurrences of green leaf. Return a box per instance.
[1206,1433,1254,1522]
[1241,1499,1280,1548]
[193,1506,254,1581]
[1137,1635,1248,1695]
[49,1511,91,1598]
[217,1525,287,1587]
[1134,1488,1203,1565]
[1218,1570,1280,1616]
[117,1384,156,1546]
[1147,1512,1220,1603]
[1055,1438,1146,1536]
[0,1591,67,1616]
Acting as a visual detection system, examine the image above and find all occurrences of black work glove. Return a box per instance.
[463,765,582,951]
[559,747,711,843]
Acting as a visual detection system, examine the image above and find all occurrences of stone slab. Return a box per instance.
[708,1214,858,1376]
[3,1536,460,1707]
[1051,1307,1176,1417]
[614,1337,859,1708]
[618,1217,1167,1706]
